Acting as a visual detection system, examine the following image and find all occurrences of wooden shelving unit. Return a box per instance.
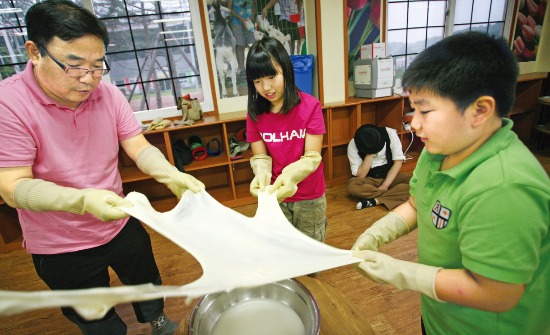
[508,72,548,141]
[119,111,255,209]
[128,94,416,204]
[1,73,547,248]
[323,95,414,187]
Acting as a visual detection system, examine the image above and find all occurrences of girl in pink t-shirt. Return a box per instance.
[245,36,327,242]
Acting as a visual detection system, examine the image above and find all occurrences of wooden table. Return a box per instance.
[176,276,374,335]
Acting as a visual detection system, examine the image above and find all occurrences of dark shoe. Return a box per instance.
[356,198,376,210]
[151,313,179,335]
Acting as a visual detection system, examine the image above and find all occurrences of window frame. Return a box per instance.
[385,0,517,71]
[0,0,213,120]
[83,0,213,120]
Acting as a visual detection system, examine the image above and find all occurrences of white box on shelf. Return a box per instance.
[354,57,394,91]
[360,43,386,59]
[355,87,392,99]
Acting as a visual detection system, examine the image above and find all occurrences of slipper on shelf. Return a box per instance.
[229,137,243,160]
[239,141,250,151]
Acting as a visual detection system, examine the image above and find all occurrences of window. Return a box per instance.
[386,0,514,77]
[0,0,212,118]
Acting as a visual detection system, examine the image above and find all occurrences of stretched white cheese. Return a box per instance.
[0,187,360,320]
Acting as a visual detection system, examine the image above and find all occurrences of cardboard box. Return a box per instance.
[360,43,386,59]
[354,57,394,90]
[356,87,392,98]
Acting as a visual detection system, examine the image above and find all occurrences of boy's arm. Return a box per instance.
[436,268,524,312]
[379,160,403,191]
[354,251,525,312]
[355,195,524,311]
[355,154,373,178]
[353,197,417,250]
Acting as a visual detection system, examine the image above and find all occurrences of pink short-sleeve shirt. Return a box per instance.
[0,61,142,254]
[246,91,326,201]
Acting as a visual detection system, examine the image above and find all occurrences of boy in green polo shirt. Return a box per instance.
[352,31,550,335]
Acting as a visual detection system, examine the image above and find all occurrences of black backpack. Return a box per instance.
[173,139,193,172]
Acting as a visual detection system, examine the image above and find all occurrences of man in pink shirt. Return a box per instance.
[0,1,203,334]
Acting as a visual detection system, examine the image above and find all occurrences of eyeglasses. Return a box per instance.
[37,43,110,78]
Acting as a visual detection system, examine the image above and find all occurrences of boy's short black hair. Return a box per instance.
[246,36,300,121]
[25,0,110,52]
[402,31,518,117]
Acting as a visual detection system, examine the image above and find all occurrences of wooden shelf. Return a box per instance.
[120,165,149,183]
[3,72,545,246]
[184,154,229,171]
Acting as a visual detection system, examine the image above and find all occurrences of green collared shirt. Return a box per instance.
[410,118,550,335]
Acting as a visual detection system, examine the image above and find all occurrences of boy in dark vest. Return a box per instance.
[347,124,410,210]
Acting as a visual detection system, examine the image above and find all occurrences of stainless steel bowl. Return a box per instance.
[188,279,320,335]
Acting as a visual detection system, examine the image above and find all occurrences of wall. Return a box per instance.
[519,0,550,73]
[318,0,346,104]
[208,0,321,113]
[215,0,549,114]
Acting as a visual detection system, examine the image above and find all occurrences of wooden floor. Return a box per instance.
[1,143,549,335]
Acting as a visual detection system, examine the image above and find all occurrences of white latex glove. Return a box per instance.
[270,151,321,202]
[352,212,410,251]
[14,179,132,221]
[353,250,443,302]
[250,154,272,197]
[136,146,205,198]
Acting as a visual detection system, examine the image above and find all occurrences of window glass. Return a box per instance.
[408,1,428,28]
[472,0,491,23]
[407,27,427,54]
[454,0,473,24]
[94,0,205,112]
[427,1,446,26]
[386,0,510,70]
[453,24,470,34]
[426,27,444,48]
[387,2,408,30]
[387,29,407,56]
[489,0,507,21]
[488,22,504,36]
[0,0,210,114]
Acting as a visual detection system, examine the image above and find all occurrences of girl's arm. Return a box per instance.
[250,140,268,155]
[270,133,323,202]
[304,133,323,153]
[249,140,271,197]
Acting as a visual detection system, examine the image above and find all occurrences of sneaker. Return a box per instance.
[356,198,376,210]
[151,313,179,335]
[229,137,243,160]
